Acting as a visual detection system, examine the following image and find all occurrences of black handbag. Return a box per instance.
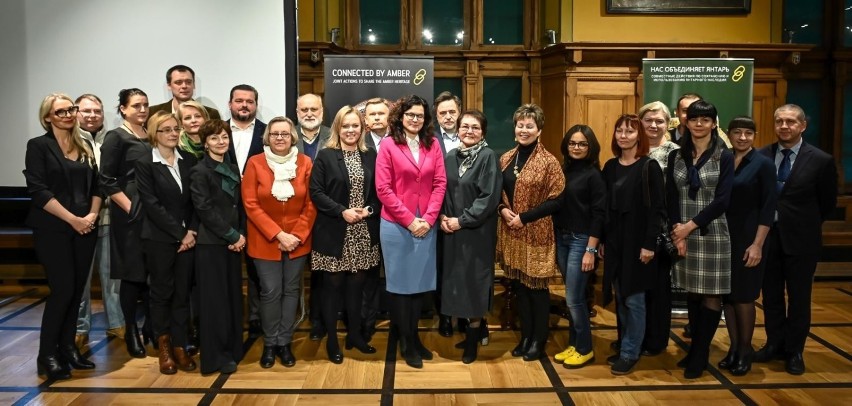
[641,159,679,258]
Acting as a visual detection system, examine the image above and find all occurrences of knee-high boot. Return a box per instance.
[684,306,722,379]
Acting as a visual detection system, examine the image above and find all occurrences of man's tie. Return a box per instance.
[777,148,792,193]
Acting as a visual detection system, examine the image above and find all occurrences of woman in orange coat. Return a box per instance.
[242,116,317,368]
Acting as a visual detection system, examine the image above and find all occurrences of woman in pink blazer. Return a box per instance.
[375,94,447,369]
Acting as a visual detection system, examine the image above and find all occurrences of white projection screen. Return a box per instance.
[0,0,298,187]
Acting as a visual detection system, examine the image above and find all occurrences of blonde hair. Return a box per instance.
[326,106,366,152]
[39,93,94,166]
[146,111,179,147]
[178,100,210,122]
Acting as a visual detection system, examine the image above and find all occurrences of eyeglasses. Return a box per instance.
[567,141,589,149]
[269,132,291,140]
[54,106,79,118]
[79,108,103,116]
[459,125,482,133]
[404,112,424,121]
[157,127,181,134]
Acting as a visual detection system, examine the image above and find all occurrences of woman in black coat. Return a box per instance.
[99,88,152,358]
[24,93,101,380]
[136,111,199,374]
[601,114,666,376]
[189,119,246,375]
[310,106,382,363]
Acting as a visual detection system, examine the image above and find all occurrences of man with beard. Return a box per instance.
[74,94,125,348]
[294,93,331,340]
[149,65,221,120]
[226,84,267,339]
[433,91,461,155]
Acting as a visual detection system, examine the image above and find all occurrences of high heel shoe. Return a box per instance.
[412,333,433,360]
[398,335,423,369]
[718,348,738,370]
[36,355,71,380]
[345,336,377,354]
[59,344,95,369]
[125,323,146,358]
[511,337,531,357]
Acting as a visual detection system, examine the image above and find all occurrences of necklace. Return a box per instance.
[122,123,146,139]
[513,152,521,176]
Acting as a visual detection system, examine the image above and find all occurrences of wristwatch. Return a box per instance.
[585,247,598,254]
[364,206,374,216]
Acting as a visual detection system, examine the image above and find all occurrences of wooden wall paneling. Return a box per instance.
[344,0,360,49]
[751,81,780,149]
[574,81,636,164]
[464,59,481,109]
[539,73,568,155]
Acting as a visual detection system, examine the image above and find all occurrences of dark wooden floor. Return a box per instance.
[1,281,851,405]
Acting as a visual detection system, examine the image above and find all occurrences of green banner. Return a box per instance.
[643,58,754,130]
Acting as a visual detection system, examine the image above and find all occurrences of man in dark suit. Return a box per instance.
[294,92,330,340]
[433,91,461,156]
[754,104,838,375]
[225,84,267,338]
[149,65,221,120]
[294,93,330,162]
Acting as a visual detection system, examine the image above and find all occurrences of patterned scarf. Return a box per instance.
[264,145,298,201]
[179,131,203,159]
[456,140,488,177]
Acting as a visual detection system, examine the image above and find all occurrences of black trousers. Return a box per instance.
[360,266,381,333]
[34,228,96,355]
[643,251,672,353]
[762,228,819,354]
[196,245,244,374]
[144,240,194,347]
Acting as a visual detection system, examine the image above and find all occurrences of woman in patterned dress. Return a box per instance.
[496,104,565,362]
[666,100,734,379]
[310,106,382,364]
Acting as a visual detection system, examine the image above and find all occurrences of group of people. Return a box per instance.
[25,65,838,382]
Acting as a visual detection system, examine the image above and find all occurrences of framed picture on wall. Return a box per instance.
[606,0,751,15]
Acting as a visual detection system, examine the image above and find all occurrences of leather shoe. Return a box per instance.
[259,346,276,368]
[753,343,785,363]
[59,344,95,369]
[511,337,531,357]
[785,352,805,375]
[309,324,326,341]
[522,340,544,361]
[345,336,377,354]
[438,315,453,337]
[173,346,197,371]
[278,344,296,367]
[36,354,71,380]
[730,350,753,376]
[641,348,664,357]
[717,349,738,370]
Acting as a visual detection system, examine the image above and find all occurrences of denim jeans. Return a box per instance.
[556,231,592,354]
[615,283,646,360]
[77,225,125,332]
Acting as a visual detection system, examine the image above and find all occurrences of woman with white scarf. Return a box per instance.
[242,116,317,368]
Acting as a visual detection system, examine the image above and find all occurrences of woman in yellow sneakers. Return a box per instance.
[552,125,606,368]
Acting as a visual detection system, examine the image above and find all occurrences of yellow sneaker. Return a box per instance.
[563,350,595,369]
[554,346,576,362]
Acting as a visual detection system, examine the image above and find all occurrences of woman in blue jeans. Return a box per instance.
[553,125,606,368]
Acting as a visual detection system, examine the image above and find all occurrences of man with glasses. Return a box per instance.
[73,94,125,348]
[225,84,267,338]
[294,93,331,340]
[433,91,462,155]
[149,65,221,120]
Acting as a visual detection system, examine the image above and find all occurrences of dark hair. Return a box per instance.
[389,94,435,149]
[680,100,722,163]
[75,93,103,106]
[561,124,601,169]
[199,119,232,146]
[610,114,649,158]
[727,115,756,132]
[166,65,195,83]
[117,88,147,117]
[433,91,461,112]
[456,109,487,137]
[229,84,258,102]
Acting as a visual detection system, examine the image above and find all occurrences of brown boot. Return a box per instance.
[172,346,197,372]
[157,335,177,375]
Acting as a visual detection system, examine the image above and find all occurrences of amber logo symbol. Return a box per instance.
[413,69,427,86]
[731,66,746,82]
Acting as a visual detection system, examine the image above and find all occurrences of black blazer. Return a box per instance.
[309,148,381,258]
[136,150,198,243]
[189,155,245,245]
[23,131,99,232]
[226,118,267,173]
[759,141,837,255]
